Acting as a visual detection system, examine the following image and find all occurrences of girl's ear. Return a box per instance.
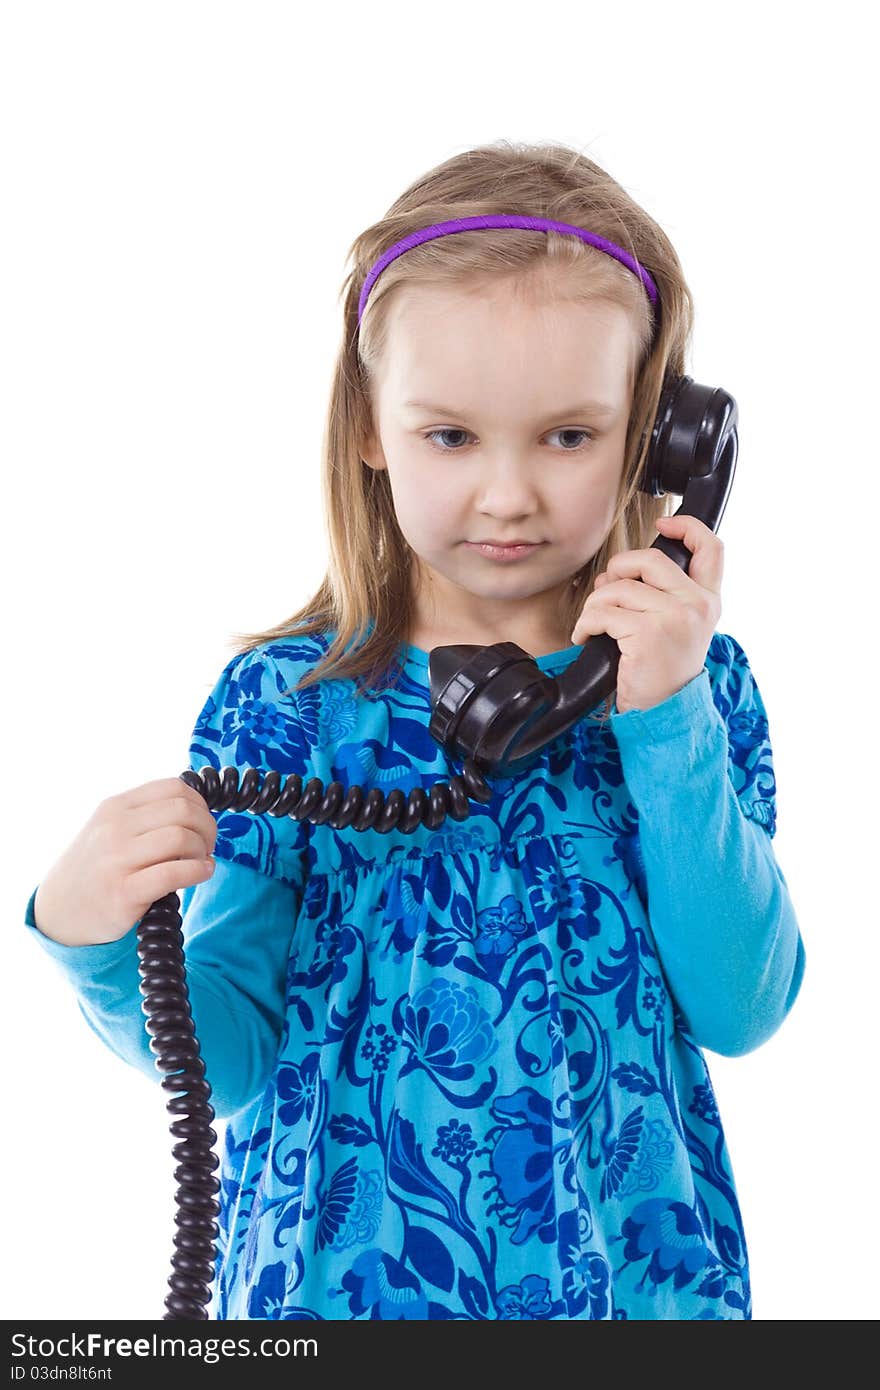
[360,433,387,471]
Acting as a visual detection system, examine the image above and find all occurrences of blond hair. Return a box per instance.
[230,139,693,719]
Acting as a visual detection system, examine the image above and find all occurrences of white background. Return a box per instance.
[3,0,877,1323]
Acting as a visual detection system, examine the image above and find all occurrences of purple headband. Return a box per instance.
[357,214,659,325]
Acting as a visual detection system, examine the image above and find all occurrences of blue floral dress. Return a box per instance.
[24,628,804,1320]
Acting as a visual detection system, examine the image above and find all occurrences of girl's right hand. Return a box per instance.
[32,778,218,948]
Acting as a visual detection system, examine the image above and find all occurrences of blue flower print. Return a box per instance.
[360,1022,398,1074]
[338,1248,429,1319]
[689,1082,719,1124]
[557,1207,612,1319]
[315,1158,358,1252]
[247,1260,288,1319]
[564,719,625,797]
[481,1087,569,1245]
[420,822,491,858]
[726,705,771,792]
[615,1119,675,1198]
[707,634,777,835]
[517,835,602,944]
[475,895,530,957]
[432,1117,477,1166]
[640,972,668,1024]
[193,657,311,776]
[601,1108,644,1201]
[293,882,359,992]
[495,1273,553,1319]
[616,1198,712,1293]
[276,1052,320,1128]
[381,866,429,963]
[402,978,498,1079]
[318,681,360,744]
[329,1168,384,1252]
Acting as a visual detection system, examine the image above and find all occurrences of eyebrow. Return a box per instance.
[402,399,619,419]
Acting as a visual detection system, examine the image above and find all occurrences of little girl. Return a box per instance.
[25,140,805,1321]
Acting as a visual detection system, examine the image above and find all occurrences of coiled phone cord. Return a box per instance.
[136,755,494,1320]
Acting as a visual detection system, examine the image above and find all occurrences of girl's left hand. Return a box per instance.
[570,514,724,715]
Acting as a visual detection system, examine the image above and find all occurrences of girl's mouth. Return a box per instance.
[465,542,543,562]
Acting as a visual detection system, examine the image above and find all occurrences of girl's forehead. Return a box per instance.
[379,298,637,412]
[388,275,634,327]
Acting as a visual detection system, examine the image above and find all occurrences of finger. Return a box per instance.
[654,514,724,593]
[123,824,215,873]
[111,776,210,813]
[603,531,722,597]
[571,600,644,646]
[605,545,697,595]
[585,578,670,611]
[127,856,217,909]
[126,795,218,856]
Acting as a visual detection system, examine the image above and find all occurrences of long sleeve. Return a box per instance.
[23,647,313,1119]
[23,861,301,1118]
[607,631,805,1058]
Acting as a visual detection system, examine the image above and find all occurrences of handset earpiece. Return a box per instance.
[428,375,738,775]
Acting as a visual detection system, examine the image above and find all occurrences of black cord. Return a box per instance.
[136,758,493,1319]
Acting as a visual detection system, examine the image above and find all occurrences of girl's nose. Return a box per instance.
[476,459,539,516]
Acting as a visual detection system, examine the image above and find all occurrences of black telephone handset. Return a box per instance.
[138,370,737,1321]
[427,372,737,779]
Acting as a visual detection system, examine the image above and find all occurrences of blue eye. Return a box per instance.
[424,428,471,451]
[548,429,595,450]
[422,427,594,452]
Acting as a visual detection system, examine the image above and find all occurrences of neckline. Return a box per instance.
[353,619,584,680]
[401,639,584,674]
